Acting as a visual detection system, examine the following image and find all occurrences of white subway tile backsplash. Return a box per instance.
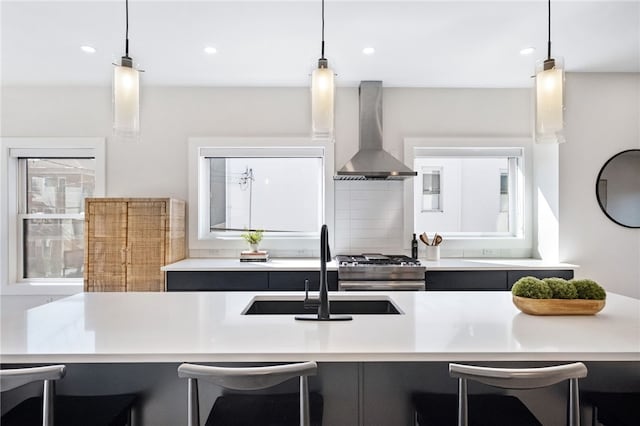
[335,209,350,220]
[349,218,395,230]
[334,181,352,192]
[350,190,386,200]
[333,182,407,254]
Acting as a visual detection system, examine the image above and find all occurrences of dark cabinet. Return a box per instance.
[426,269,575,291]
[166,268,574,292]
[426,271,507,291]
[166,270,337,292]
[506,270,574,290]
[269,271,338,291]
[166,271,268,291]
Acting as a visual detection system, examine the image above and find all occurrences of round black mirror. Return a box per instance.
[595,149,640,228]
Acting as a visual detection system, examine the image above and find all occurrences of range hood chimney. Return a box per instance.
[335,81,417,180]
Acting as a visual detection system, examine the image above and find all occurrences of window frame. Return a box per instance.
[188,137,335,256]
[1,138,105,295]
[403,137,533,257]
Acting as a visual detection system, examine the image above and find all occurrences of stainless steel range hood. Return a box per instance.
[335,81,417,180]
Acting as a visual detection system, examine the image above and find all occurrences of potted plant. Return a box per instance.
[511,277,606,315]
[241,230,263,252]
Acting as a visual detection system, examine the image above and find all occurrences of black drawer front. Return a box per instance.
[507,270,574,290]
[166,271,268,291]
[269,271,338,291]
[426,271,507,291]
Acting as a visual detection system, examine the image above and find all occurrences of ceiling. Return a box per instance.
[2,0,639,88]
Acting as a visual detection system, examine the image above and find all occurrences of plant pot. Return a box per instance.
[512,295,605,316]
[250,243,259,252]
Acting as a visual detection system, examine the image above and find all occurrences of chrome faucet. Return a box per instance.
[295,224,352,321]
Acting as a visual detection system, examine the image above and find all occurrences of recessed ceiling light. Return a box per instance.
[362,47,375,55]
[80,45,96,54]
[520,47,535,56]
[204,46,217,55]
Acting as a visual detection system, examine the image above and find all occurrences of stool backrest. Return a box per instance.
[177,361,318,426]
[449,362,587,426]
[0,365,66,426]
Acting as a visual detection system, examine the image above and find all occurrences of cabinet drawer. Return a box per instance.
[426,271,507,291]
[269,271,338,291]
[166,271,268,291]
[507,270,574,290]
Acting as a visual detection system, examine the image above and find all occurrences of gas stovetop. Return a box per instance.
[336,254,422,267]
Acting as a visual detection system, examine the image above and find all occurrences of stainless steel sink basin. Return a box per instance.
[243,298,402,315]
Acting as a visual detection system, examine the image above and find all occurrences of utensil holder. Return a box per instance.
[425,245,440,261]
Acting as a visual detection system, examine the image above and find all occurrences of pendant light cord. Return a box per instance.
[124,0,130,58]
[547,0,551,60]
[320,0,325,59]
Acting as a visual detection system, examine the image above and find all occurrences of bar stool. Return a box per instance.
[582,391,639,426]
[177,361,322,426]
[1,365,138,426]
[413,362,588,426]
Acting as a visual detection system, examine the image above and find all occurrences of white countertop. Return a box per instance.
[1,291,636,364]
[162,258,338,271]
[162,258,575,272]
[419,258,577,271]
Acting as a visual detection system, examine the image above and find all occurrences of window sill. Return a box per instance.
[0,281,83,296]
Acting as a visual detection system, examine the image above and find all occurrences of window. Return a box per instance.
[1,138,105,292]
[189,138,334,253]
[20,158,95,278]
[208,157,323,232]
[500,171,509,213]
[412,147,524,237]
[404,138,532,256]
[422,167,442,212]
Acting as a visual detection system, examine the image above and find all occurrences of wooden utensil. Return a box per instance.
[419,232,430,245]
[432,234,443,246]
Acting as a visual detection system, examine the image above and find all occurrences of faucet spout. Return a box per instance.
[318,224,330,319]
[295,224,352,322]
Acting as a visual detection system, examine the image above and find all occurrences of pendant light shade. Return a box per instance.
[312,59,335,135]
[113,0,141,140]
[311,0,335,137]
[535,57,565,143]
[113,61,140,138]
[534,0,565,144]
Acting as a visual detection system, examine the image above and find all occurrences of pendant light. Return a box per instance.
[113,0,141,139]
[535,0,565,144]
[311,0,335,137]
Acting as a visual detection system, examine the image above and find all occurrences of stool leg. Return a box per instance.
[458,378,468,426]
[187,378,200,426]
[568,378,580,426]
[300,375,310,426]
[43,379,55,426]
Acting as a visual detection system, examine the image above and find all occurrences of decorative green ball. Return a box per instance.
[543,278,578,299]
[571,279,607,300]
[511,276,553,299]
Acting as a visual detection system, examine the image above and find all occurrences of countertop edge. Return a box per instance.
[162,258,578,272]
[2,353,637,364]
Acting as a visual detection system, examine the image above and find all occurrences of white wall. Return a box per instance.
[2,77,639,297]
[561,73,640,298]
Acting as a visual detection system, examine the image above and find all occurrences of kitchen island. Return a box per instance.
[1,291,638,425]
[2,291,637,363]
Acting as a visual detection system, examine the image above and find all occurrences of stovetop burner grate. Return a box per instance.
[336,254,421,266]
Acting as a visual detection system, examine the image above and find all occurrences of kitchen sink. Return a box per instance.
[243,298,402,315]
